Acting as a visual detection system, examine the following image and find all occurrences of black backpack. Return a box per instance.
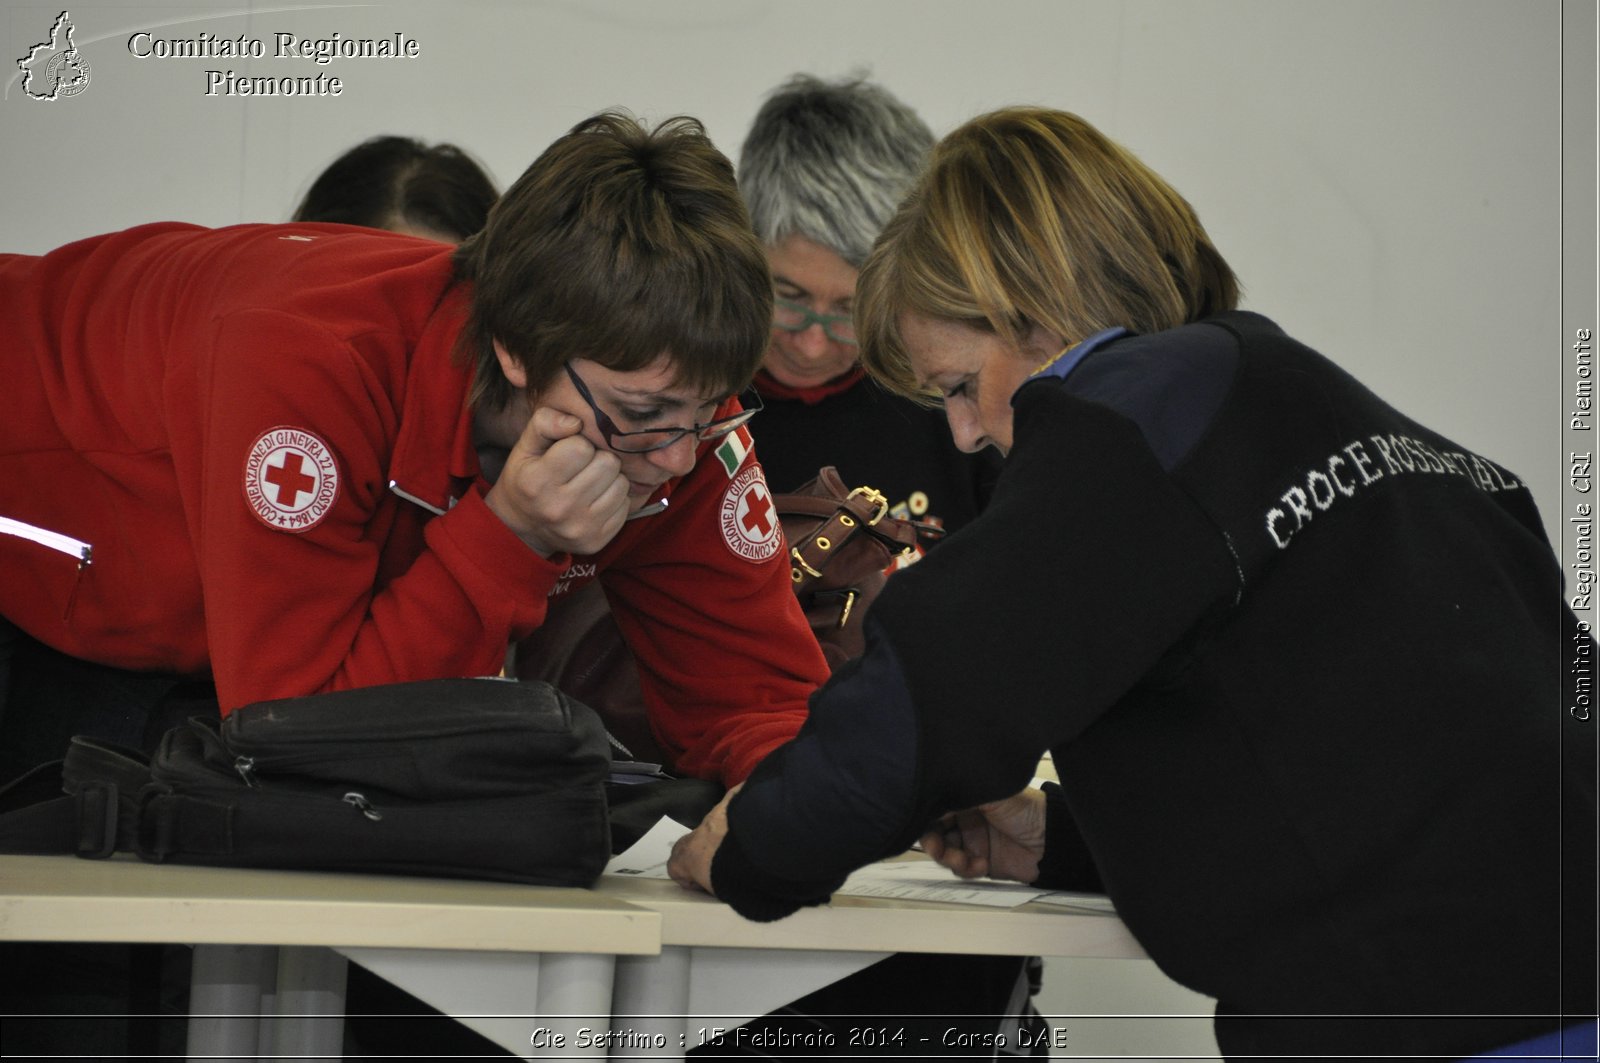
[0,677,615,886]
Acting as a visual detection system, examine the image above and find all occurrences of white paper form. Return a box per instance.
[1030,891,1118,914]
[604,815,686,877]
[836,858,1050,908]
[603,817,1056,909]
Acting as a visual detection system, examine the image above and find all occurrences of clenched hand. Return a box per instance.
[484,405,630,557]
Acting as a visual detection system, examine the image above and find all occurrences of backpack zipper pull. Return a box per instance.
[342,792,383,821]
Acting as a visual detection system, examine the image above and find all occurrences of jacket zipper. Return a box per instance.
[0,516,93,567]
[387,480,447,516]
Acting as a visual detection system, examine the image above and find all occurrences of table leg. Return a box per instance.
[343,946,620,1061]
[611,947,691,1059]
[611,945,891,1060]
[263,945,348,1062]
[534,951,616,1059]
[185,943,275,1063]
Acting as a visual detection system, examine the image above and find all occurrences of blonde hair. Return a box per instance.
[858,107,1239,399]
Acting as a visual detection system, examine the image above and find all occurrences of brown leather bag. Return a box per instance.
[514,467,922,769]
[777,466,921,666]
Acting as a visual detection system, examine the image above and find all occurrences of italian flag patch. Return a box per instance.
[714,425,753,477]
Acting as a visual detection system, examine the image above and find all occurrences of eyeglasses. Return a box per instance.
[563,363,761,454]
[773,297,857,346]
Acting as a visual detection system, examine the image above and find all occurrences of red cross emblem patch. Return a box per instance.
[719,465,782,564]
[243,426,340,532]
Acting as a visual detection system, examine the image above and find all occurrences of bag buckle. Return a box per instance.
[791,547,823,583]
[845,486,889,525]
[73,780,120,859]
[133,784,176,862]
[836,589,858,629]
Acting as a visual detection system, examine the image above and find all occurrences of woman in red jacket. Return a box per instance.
[0,112,827,790]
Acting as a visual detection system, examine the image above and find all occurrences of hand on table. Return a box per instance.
[921,787,1048,884]
[667,783,741,895]
[484,405,631,558]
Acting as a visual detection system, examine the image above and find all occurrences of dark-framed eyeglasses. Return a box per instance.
[773,297,857,346]
[563,362,762,455]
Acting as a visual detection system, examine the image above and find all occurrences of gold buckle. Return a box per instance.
[846,486,889,525]
[791,547,822,580]
[837,589,858,629]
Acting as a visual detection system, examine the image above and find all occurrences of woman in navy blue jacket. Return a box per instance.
[670,107,1597,1061]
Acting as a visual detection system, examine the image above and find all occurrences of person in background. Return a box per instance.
[688,74,1039,1059]
[292,134,498,243]
[670,106,1598,1062]
[739,74,999,544]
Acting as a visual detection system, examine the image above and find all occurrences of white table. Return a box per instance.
[0,851,1147,1062]
[0,853,659,1061]
[595,869,1145,1059]
[359,860,1146,1061]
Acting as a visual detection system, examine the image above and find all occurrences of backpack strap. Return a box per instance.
[0,760,84,854]
[0,736,153,858]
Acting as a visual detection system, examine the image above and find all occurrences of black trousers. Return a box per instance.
[0,622,217,1061]
[0,620,220,788]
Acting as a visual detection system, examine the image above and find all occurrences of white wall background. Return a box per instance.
[1,0,1572,549]
[0,2,1582,1058]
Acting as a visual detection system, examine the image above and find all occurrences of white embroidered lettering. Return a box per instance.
[1326,455,1358,498]
[1343,441,1382,486]
[1306,469,1338,511]
[1266,507,1295,549]
[1279,485,1314,532]
[1261,434,1525,551]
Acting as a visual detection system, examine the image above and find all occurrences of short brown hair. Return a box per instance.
[455,112,772,409]
[858,107,1239,400]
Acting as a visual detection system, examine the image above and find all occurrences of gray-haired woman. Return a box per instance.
[738,73,999,545]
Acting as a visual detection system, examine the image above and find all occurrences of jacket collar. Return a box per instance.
[751,365,866,405]
[1024,327,1128,388]
[388,283,478,515]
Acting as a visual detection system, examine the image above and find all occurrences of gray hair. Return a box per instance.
[739,74,934,268]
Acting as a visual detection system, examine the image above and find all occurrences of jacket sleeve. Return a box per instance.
[709,621,922,918]
[708,387,1239,919]
[197,309,556,711]
[599,439,830,786]
[1035,782,1105,892]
